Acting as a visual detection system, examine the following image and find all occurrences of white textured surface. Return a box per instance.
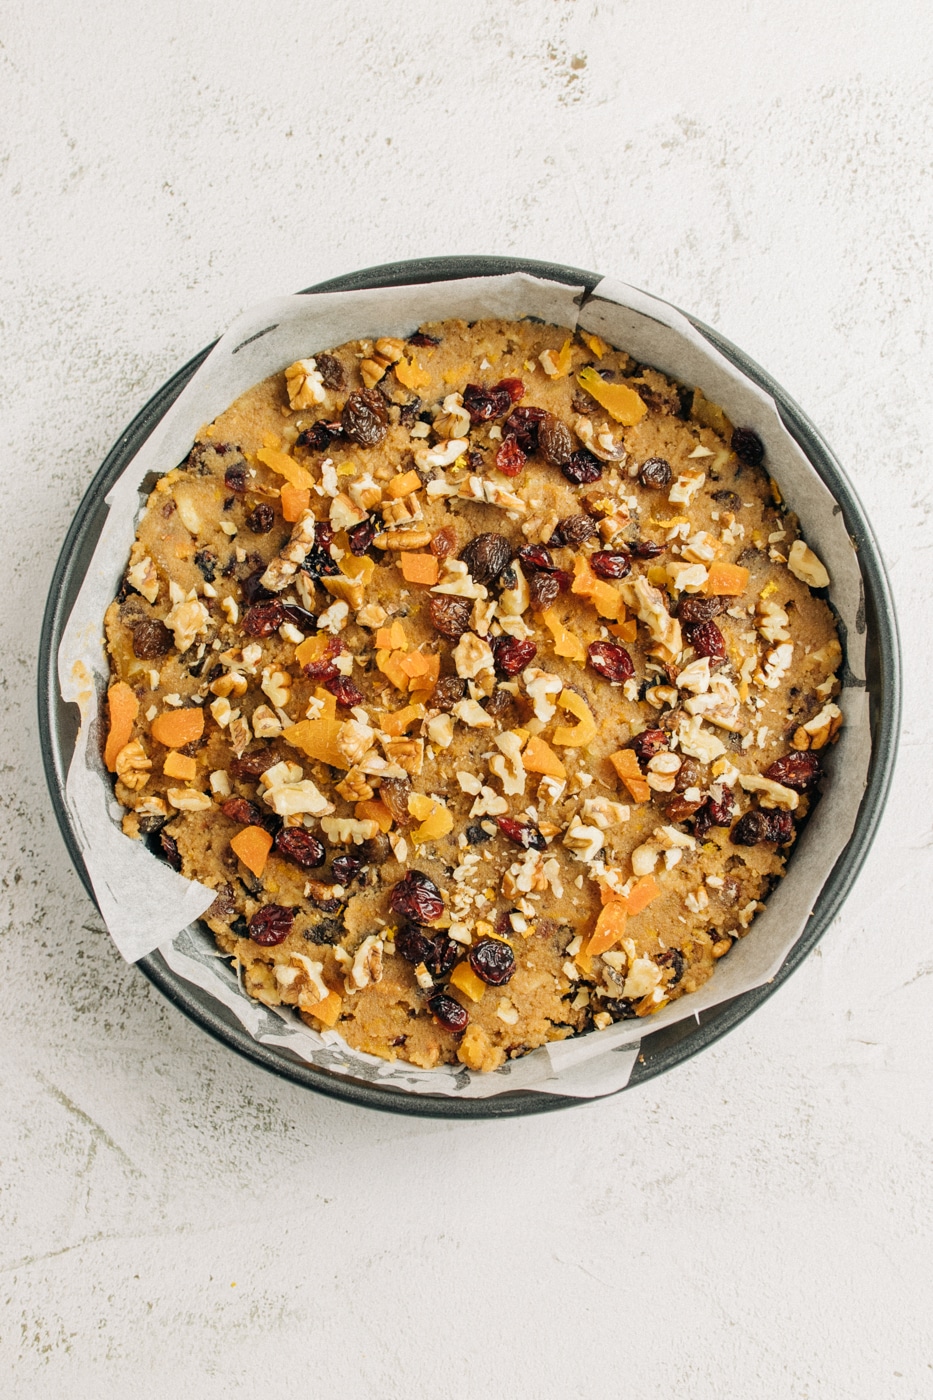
[2,3,931,1395]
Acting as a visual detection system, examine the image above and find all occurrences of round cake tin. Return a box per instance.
[37,256,900,1117]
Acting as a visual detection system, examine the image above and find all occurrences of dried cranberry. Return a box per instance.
[425,932,460,980]
[763,751,822,792]
[131,619,172,658]
[297,421,342,452]
[379,776,414,827]
[587,641,634,682]
[517,544,556,572]
[148,828,181,871]
[429,594,472,640]
[315,352,345,390]
[430,526,457,559]
[432,676,466,711]
[428,992,469,1035]
[224,463,249,493]
[302,638,342,679]
[628,539,664,559]
[222,797,265,826]
[732,427,765,466]
[274,828,326,869]
[538,414,573,467]
[562,449,603,485]
[496,817,546,851]
[491,635,537,677]
[639,457,673,489]
[395,924,436,964]
[459,532,512,585]
[684,620,726,663]
[554,513,596,546]
[245,503,275,534]
[731,809,793,846]
[323,674,364,707]
[390,870,445,923]
[694,787,735,839]
[498,378,525,403]
[341,389,388,447]
[242,600,284,636]
[347,517,376,555]
[590,550,631,580]
[503,405,548,453]
[407,330,440,348]
[527,572,560,611]
[629,728,668,763]
[280,603,317,631]
[495,436,526,477]
[248,904,294,946]
[462,382,513,423]
[468,936,516,986]
[678,594,729,625]
[331,855,363,885]
[241,567,274,605]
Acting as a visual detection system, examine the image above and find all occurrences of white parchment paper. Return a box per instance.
[58,272,870,1101]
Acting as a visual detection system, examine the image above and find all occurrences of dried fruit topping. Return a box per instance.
[459,532,512,585]
[428,991,469,1034]
[232,748,280,778]
[395,923,436,964]
[731,809,793,846]
[665,794,704,823]
[305,879,343,913]
[243,600,285,636]
[629,728,669,763]
[323,674,364,707]
[430,526,457,559]
[495,816,547,851]
[538,413,573,467]
[554,513,596,546]
[462,381,513,423]
[527,572,560,612]
[674,757,701,792]
[657,947,685,986]
[330,854,363,885]
[677,594,729,625]
[483,688,514,721]
[274,828,326,869]
[694,787,735,839]
[245,503,275,534]
[241,567,274,605]
[194,549,218,581]
[465,823,492,844]
[432,676,467,711]
[684,620,726,663]
[425,932,460,980]
[147,828,181,871]
[561,448,603,485]
[628,539,664,559]
[491,635,537,677]
[763,751,822,792]
[297,421,343,452]
[407,330,441,348]
[347,516,376,555]
[503,405,547,453]
[224,463,249,493]
[131,619,172,659]
[638,457,673,490]
[711,489,742,511]
[517,544,556,572]
[341,389,389,447]
[302,637,342,679]
[429,593,473,640]
[731,427,765,466]
[315,352,345,391]
[221,797,265,826]
[389,870,445,923]
[495,436,527,477]
[380,776,414,827]
[299,543,340,579]
[468,935,516,986]
[587,640,634,682]
[590,550,632,580]
[499,378,525,403]
[248,903,295,945]
[280,602,317,630]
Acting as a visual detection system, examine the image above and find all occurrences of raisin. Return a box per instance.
[131,619,172,658]
[628,539,664,559]
[590,550,631,580]
[206,884,236,920]
[399,399,421,427]
[248,904,295,946]
[390,870,445,923]
[280,602,317,631]
[148,828,182,872]
[274,828,326,869]
[323,674,364,707]
[468,936,515,986]
[674,757,701,792]
[527,572,560,612]
[297,421,343,452]
[639,457,673,490]
[517,544,556,572]
[222,797,265,826]
[299,543,339,579]
[555,513,596,546]
[503,405,547,453]
[432,676,466,711]
[732,427,765,466]
[305,918,343,946]
[242,601,284,636]
[230,915,250,938]
[137,814,167,835]
[301,879,340,913]
[424,932,459,980]
[731,809,790,846]
[499,378,525,403]
[603,997,639,1020]
[496,817,546,851]
[331,855,363,885]
[491,636,537,677]
[380,776,414,827]
[428,992,469,1035]
[764,751,822,792]
[395,924,436,964]
[483,688,514,720]
[315,352,345,391]
[429,594,472,640]
[430,526,457,559]
[587,641,634,682]
[499,565,517,591]
[459,532,512,585]
[712,489,742,512]
[666,794,704,823]
[538,414,573,467]
[561,449,603,485]
[408,330,441,348]
[462,382,513,423]
[657,948,685,986]
[194,549,218,581]
[245,503,275,534]
[342,389,388,447]
[241,567,274,605]
[495,437,526,476]
[224,464,249,493]
[684,620,726,663]
[678,594,728,625]
[347,517,376,555]
[232,749,279,779]
[629,728,668,763]
[464,823,492,845]
[694,787,735,839]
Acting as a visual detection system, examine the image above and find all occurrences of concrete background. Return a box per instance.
[2,2,931,1395]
